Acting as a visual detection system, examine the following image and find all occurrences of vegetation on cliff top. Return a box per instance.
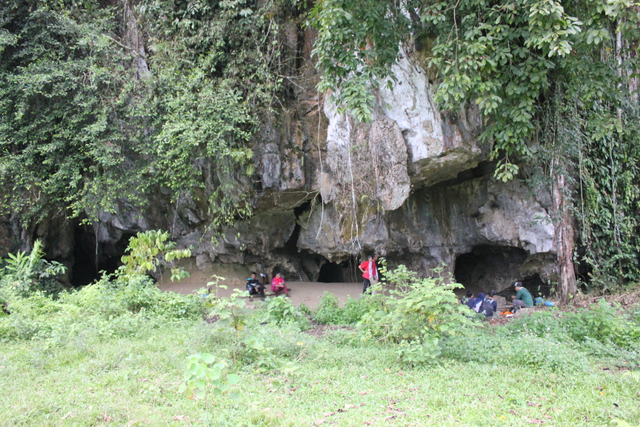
[310,0,640,293]
[0,0,297,226]
[2,0,640,292]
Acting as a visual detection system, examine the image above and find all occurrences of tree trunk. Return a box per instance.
[123,0,150,80]
[553,173,577,301]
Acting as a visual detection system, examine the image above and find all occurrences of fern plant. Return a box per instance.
[0,240,66,298]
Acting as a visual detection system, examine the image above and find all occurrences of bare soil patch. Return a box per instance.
[160,277,363,310]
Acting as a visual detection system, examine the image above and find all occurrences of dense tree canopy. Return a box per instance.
[0,0,294,226]
[310,0,640,292]
[1,0,640,292]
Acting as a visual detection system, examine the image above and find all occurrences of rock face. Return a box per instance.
[6,33,559,294]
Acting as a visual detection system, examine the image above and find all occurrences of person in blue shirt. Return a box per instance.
[460,290,474,307]
[472,292,486,313]
[482,290,498,317]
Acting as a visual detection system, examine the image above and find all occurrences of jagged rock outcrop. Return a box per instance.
[3,28,559,293]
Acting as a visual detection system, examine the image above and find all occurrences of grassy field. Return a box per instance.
[1,316,639,427]
[1,254,639,426]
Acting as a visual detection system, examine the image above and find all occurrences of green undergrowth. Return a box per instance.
[1,239,639,426]
[0,275,203,343]
[1,316,639,427]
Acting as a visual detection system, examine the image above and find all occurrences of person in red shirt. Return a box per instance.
[271,272,288,296]
[359,254,378,293]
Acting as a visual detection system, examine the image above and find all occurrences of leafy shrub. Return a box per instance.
[0,232,203,342]
[505,299,640,352]
[441,300,640,371]
[205,288,251,332]
[313,292,343,324]
[312,292,372,325]
[564,299,640,349]
[342,296,374,324]
[0,278,203,342]
[263,296,310,330]
[356,265,475,363]
[298,303,312,315]
[0,240,66,299]
[119,230,191,281]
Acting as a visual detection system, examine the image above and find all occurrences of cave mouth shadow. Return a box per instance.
[71,225,135,287]
[454,245,528,296]
[317,260,354,283]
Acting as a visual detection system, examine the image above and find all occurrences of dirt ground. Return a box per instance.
[160,275,364,309]
[157,258,365,309]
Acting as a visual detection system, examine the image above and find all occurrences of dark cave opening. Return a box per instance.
[71,226,135,287]
[317,260,352,283]
[454,245,529,295]
[100,232,136,274]
[72,225,97,287]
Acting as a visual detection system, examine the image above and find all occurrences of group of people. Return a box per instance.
[461,281,534,317]
[246,272,288,299]
[461,290,499,317]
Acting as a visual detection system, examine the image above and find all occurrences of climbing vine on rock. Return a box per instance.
[0,0,298,229]
[310,0,640,293]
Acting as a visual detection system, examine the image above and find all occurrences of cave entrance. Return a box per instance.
[72,225,97,287]
[71,225,135,287]
[454,245,528,295]
[317,260,354,283]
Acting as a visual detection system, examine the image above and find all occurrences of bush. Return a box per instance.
[263,296,310,330]
[0,240,66,299]
[313,292,343,324]
[356,265,475,363]
[0,232,203,342]
[504,299,640,351]
[312,292,374,325]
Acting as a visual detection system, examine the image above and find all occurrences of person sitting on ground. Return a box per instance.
[487,290,498,313]
[478,290,498,317]
[271,272,288,296]
[460,290,474,307]
[246,272,265,298]
[359,254,379,294]
[511,282,534,309]
[472,292,486,313]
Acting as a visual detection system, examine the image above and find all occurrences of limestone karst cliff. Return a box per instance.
[0,22,558,295]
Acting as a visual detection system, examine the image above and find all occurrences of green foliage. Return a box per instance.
[423,0,582,166]
[309,0,409,121]
[120,230,191,281]
[0,230,202,342]
[506,299,640,352]
[0,240,66,299]
[578,116,640,288]
[0,0,297,227]
[0,1,154,222]
[179,353,240,426]
[312,292,372,325]
[356,265,475,363]
[312,292,343,324]
[206,287,251,332]
[263,296,310,330]
[2,303,640,425]
[237,324,308,371]
[0,276,203,342]
[443,300,640,371]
